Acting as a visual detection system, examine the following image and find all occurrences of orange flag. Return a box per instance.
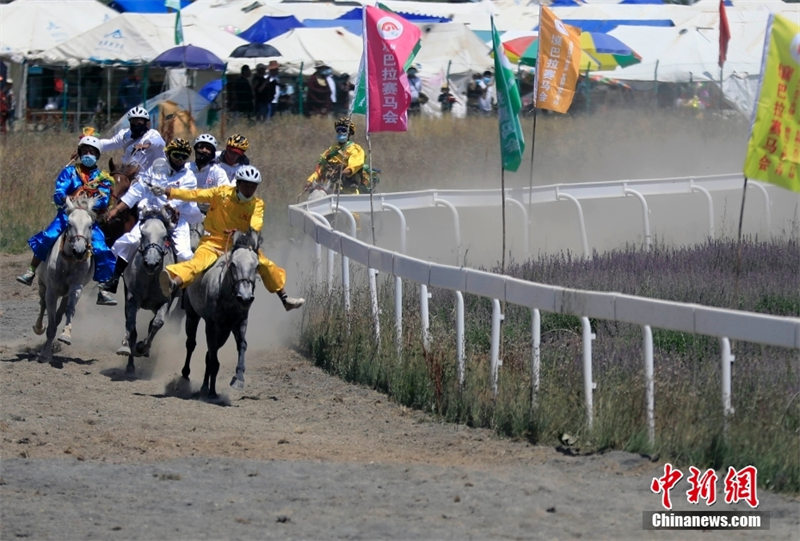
[535,5,582,114]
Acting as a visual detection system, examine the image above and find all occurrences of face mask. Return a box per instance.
[336,133,348,144]
[80,154,97,168]
[130,124,147,138]
[322,69,332,76]
[195,152,213,167]
[237,190,255,202]
[484,77,492,84]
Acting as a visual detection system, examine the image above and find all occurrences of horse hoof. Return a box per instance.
[134,341,150,357]
[33,324,45,335]
[125,364,135,376]
[116,344,131,356]
[230,376,244,390]
[57,333,72,345]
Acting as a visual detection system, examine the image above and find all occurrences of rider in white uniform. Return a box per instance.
[97,106,166,175]
[190,134,231,189]
[97,138,201,305]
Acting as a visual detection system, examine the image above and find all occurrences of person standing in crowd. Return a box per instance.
[438,83,456,115]
[266,60,281,119]
[332,73,353,116]
[0,78,13,133]
[228,65,254,121]
[465,72,484,115]
[216,133,251,182]
[251,63,271,122]
[305,62,334,117]
[118,67,141,113]
[407,66,423,116]
[97,106,166,176]
[478,70,495,115]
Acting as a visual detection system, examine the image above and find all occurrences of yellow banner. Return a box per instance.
[743,14,800,192]
[535,5,582,114]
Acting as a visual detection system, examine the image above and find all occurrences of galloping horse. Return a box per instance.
[33,195,98,365]
[181,229,260,399]
[117,207,177,375]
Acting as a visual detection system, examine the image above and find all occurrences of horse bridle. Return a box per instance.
[61,230,92,261]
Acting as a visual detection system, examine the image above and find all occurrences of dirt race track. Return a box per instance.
[1,252,798,540]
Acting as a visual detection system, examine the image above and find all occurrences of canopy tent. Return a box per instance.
[560,19,674,33]
[32,14,248,67]
[225,26,362,75]
[239,15,305,44]
[301,19,362,36]
[0,0,117,62]
[414,23,492,78]
[109,0,191,13]
[336,6,450,24]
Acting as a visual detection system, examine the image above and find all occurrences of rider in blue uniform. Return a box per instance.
[16,136,116,287]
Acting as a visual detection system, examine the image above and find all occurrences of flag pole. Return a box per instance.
[733,176,748,306]
[501,167,507,274]
[367,133,376,246]
[528,107,537,222]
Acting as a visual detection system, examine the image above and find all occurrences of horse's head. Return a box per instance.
[109,158,139,200]
[63,196,97,261]
[227,229,261,306]
[137,209,172,272]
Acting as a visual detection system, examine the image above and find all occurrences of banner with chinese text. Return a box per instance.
[363,5,421,132]
[743,14,800,192]
[534,5,581,114]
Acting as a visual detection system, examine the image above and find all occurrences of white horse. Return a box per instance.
[33,195,97,365]
[117,207,177,375]
[181,229,260,399]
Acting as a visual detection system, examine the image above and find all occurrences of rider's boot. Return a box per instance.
[16,257,41,286]
[96,257,127,306]
[277,288,305,312]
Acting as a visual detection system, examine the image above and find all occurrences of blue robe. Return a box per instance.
[28,165,115,282]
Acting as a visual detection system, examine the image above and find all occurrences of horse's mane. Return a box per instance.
[69,194,98,221]
[139,208,174,232]
[232,229,261,252]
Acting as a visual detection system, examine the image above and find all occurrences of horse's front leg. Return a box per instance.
[202,325,222,399]
[182,304,200,380]
[116,283,132,357]
[57,284,84,345]
[33,282,46,335]
[136,301,169,358]
[38,290,60,365]
[124,295,138,375]
[230,320,249,390]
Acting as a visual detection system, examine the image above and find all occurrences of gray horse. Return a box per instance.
[33,195,97,365]
[117,208,177,375]
[181,229,260,399]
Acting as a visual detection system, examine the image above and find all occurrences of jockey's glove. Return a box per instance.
[149,185,166,197]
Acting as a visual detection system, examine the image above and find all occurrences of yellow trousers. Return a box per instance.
[165,241,286,293]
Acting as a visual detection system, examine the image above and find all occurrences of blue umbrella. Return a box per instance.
[199,79,223,102]
[151,44,226,71]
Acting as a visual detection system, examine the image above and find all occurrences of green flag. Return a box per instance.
[491,17,524,172]
[165,0,183,45]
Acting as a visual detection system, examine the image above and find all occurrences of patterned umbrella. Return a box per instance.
[151,44,226,71]
[502,35,599,70]
[579,31,642,70]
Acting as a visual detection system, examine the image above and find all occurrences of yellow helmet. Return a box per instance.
[334,117,355,136]
[226,133,249,152]
[165,138,192,157]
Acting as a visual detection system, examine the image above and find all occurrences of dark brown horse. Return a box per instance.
[102,158,139,245]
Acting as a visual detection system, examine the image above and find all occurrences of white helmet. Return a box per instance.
[78,135,102,153]
[235,165,262,184]
[127,106,150,120]
[193,133,217,151]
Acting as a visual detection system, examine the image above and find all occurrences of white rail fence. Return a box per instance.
[287,174,800,443]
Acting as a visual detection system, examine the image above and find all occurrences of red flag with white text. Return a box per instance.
[364,5,421,133]
[719,0,731,68]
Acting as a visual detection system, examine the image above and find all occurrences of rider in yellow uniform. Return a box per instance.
[154,165,304,311]
[304,117,369,195]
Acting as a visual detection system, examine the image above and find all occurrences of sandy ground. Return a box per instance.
[1,252,798,540]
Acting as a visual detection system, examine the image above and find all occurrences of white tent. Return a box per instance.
[31,13,249,67]
[0,0,117,62]
[106,86,212,137]
[225,26,363,76]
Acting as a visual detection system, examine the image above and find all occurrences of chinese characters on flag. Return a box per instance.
[743,14,800,192]
[534,5,582,114]
[363,6,421,133]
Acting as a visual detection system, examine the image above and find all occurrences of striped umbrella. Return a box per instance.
[579,31,642,70]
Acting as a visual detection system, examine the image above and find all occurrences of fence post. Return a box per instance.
[395,275,403,356]
[369,268,380,345]
[720,337,734,432]
[491,299,504,397]
[456,291,465,387]
[420,284,430,352]
[643,324,655,446]
[531,308,541,409]
[582,316,595,430]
